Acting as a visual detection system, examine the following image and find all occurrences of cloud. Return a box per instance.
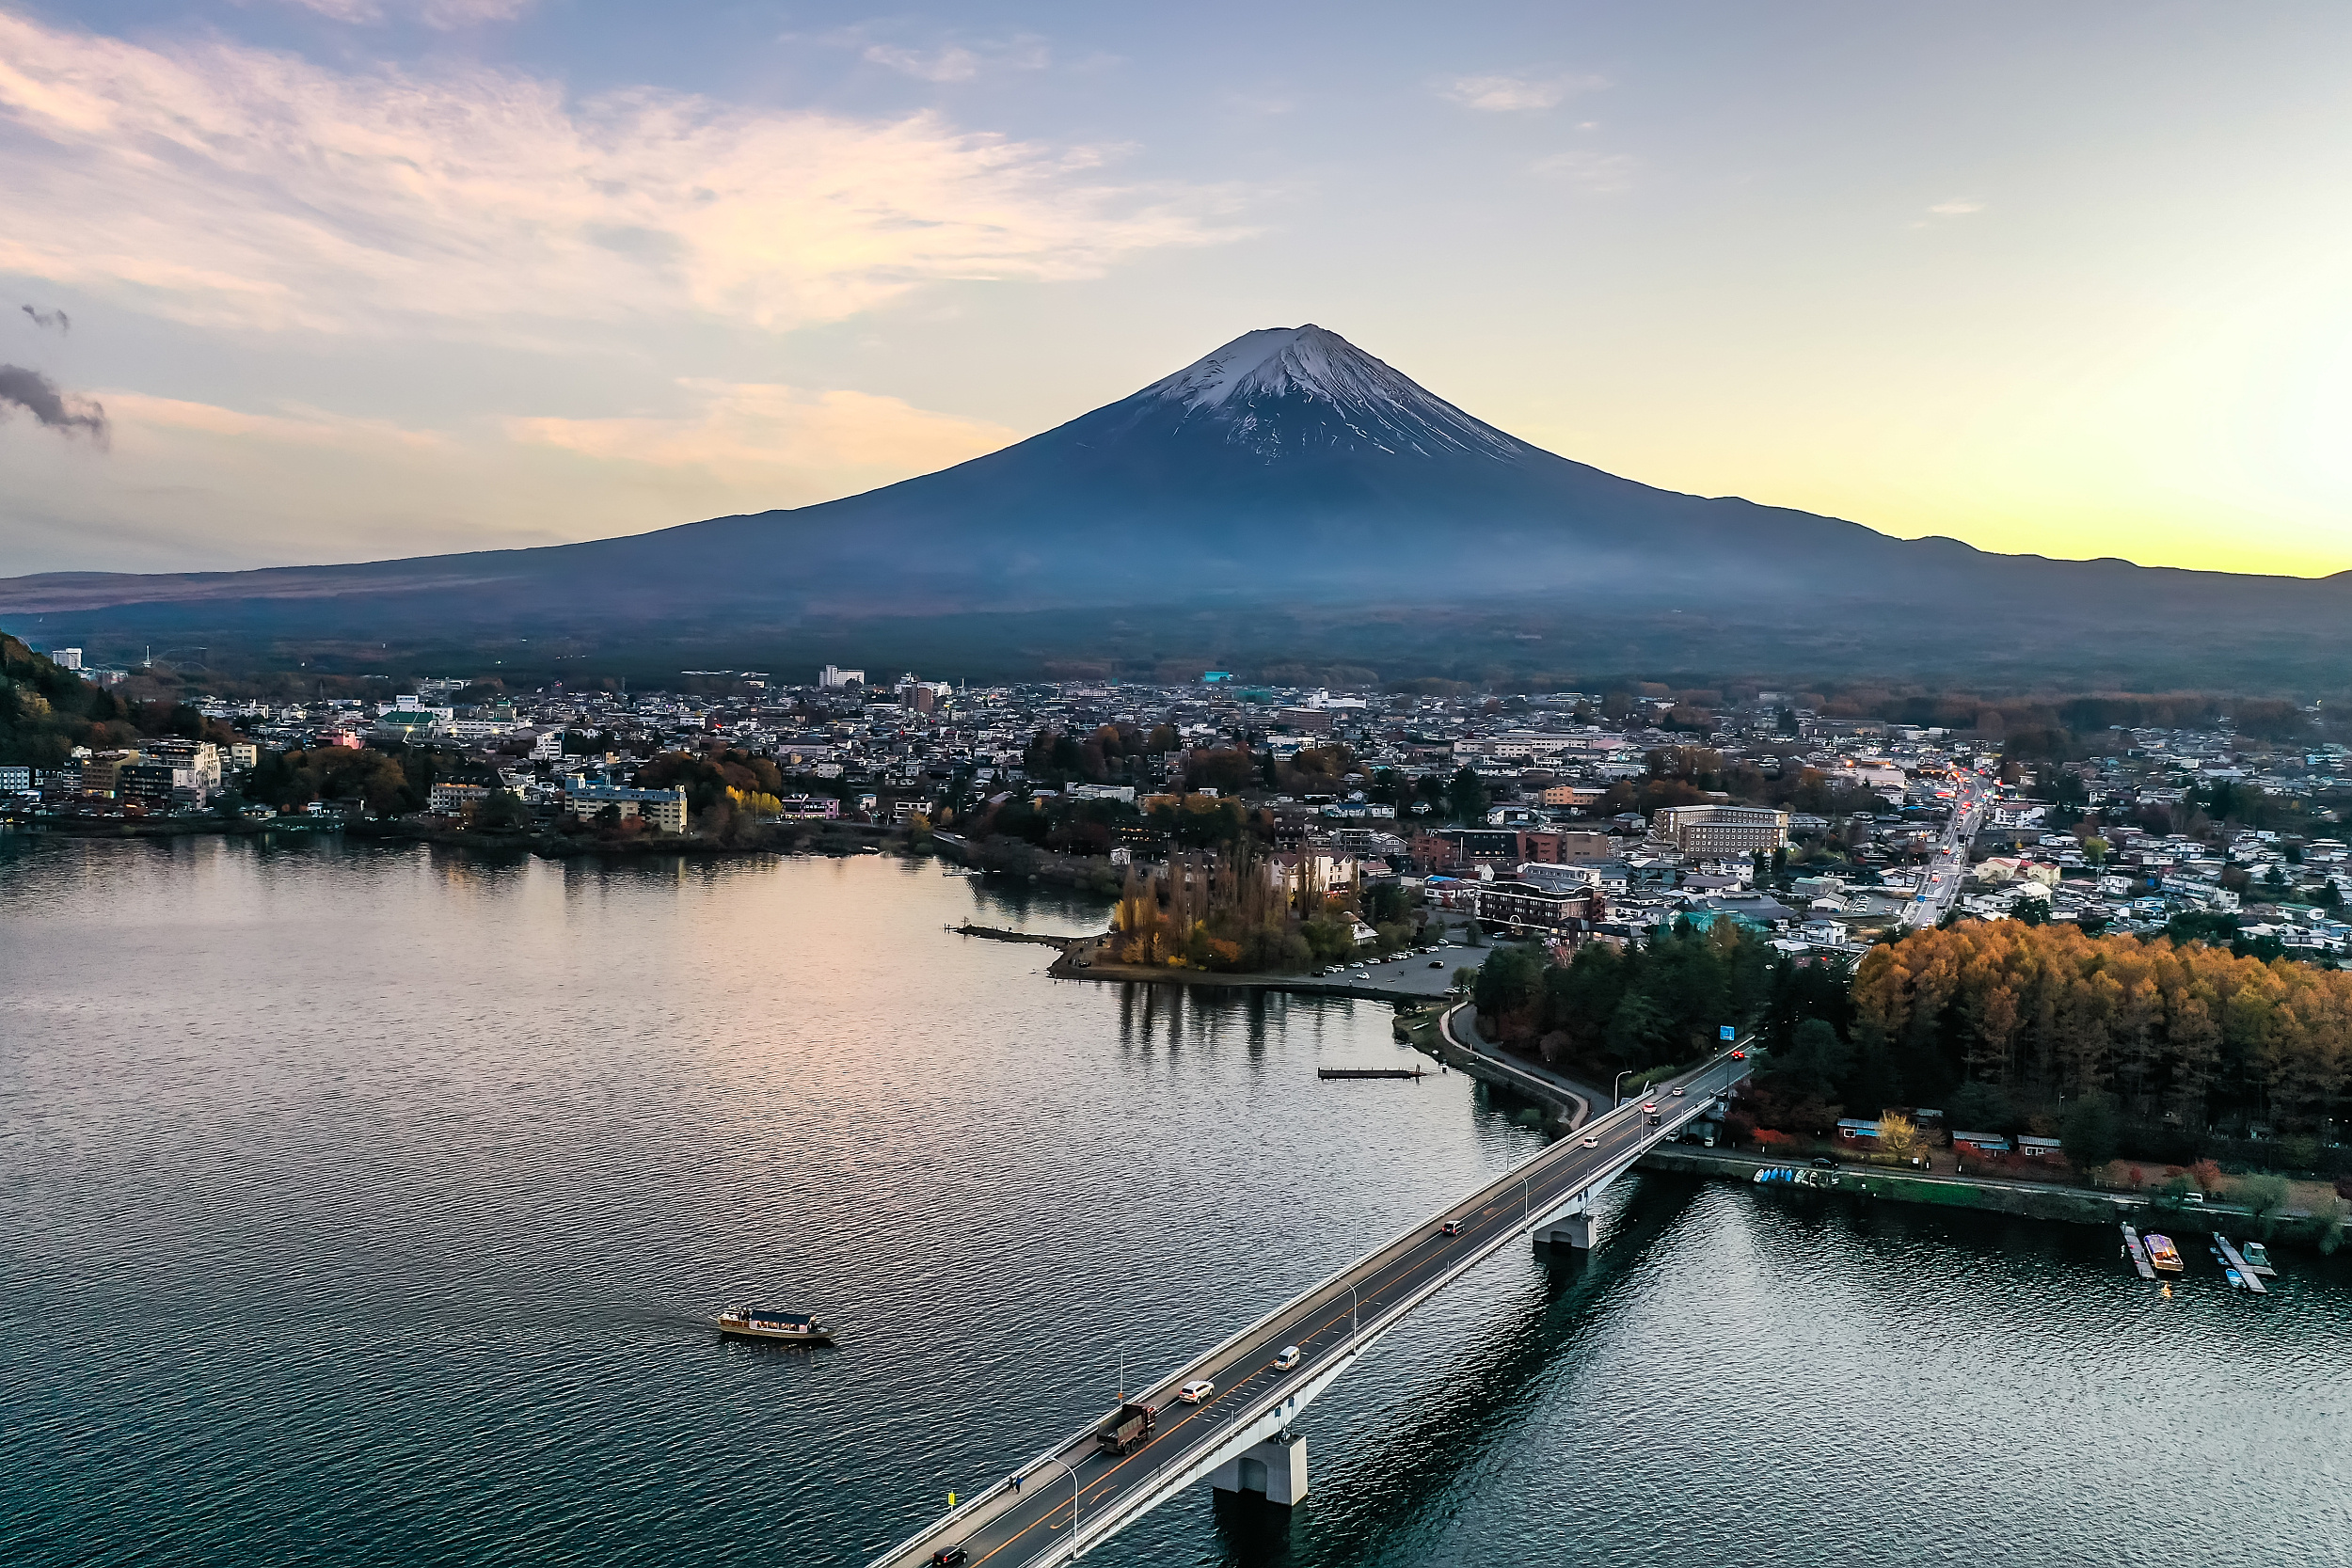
[1443,72,1607,112]
[109,391,448,451]
[1531,150,1637,193]
[0,364,107,443]
[0,14,1238,338]
[862,37,1050,83]
[0,381,1015,571]
[1928,198,1985,215]
[21,304,70,332]
[507,380,1013,483]
[265,0,535,27]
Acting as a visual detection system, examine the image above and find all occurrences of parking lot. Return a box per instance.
[1322,942,1484,999]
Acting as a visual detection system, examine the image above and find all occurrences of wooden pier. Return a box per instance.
[2211,1233,2270,1295]
[1318,1067,1429,1081]
[2120,1223,2155,1280]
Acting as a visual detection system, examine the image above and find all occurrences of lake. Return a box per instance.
[4,835,2348,1567]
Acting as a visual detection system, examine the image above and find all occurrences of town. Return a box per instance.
[6,637,2349,967]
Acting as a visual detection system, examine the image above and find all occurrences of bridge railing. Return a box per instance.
[863,1041,1752,1568]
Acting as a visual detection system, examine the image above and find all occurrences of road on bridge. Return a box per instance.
[868,1043,1752,1568]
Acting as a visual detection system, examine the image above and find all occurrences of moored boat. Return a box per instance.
[2237,1240,2278,1277]
[2143,1233,2185,1274]
[718,1307,837,1343]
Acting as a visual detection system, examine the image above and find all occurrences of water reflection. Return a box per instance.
[3,838,2349,1568]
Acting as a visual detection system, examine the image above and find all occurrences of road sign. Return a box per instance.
[1719,1025,1736,1041]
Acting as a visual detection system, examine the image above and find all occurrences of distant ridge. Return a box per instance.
[5,324,2347,688]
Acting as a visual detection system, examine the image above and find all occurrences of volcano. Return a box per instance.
[4,324,2347,686]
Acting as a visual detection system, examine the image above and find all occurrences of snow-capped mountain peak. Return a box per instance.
[1127,324,1526,463]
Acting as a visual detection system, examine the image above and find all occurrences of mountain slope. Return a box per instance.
[3,324,2346,686]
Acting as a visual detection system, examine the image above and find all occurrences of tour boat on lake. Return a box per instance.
[2143,1233,2185,1274]
[717,1308,837,1343]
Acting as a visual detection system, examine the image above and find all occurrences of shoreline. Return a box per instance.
[1046,942,1449,1004]
[1642,1144,2348,1252]
[9,816,909,859]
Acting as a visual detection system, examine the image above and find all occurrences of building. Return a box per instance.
[563,781,690,832]
[1409,827,1530,872]
[1275,706,1336,735]
[1267,850,1359,902]
[78,753,135,796]
[428,782,502,815]
[775,796,840,819]
[1470,879,1604,936]
[118,761,199,806]
[1651,805,1789,855]
[818,665,866,689]
[1677,891,1800,933]
[148,739,223,790]
[51,647,83,670]
[375,708,450,740]
[1518,861,1628,895]
[1521,830,1614,863]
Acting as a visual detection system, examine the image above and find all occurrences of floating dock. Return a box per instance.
[2121,1223,2155,1280]
[1318,1067,1428,1080]
[2211,1233,2270,1295]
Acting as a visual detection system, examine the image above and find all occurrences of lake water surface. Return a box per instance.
[5,836,2349,1567]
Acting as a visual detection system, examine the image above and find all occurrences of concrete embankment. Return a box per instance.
[1640,1145,2349,1250]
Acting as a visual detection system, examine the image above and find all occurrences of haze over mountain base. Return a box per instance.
[6,326,2345,692]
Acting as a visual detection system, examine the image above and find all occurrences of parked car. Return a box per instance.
[1428,960,1444,968]
[1177,1380,1216,1403]
[1809,1156,1837,1169]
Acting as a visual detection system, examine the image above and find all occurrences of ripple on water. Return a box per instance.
[4,837,2350,1568]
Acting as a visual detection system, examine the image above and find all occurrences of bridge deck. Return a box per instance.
[866,1031,1753,1568]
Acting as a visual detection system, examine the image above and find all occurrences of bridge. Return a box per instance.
[863,1022,1754,1568]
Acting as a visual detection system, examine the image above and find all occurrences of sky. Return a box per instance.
[3,1,2350,578]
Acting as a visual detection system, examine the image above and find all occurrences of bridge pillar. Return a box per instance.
[1536,1212,1595,1250]
[1210,1433,1308,1506]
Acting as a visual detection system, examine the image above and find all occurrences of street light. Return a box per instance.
[1044,1454,1081,1534]
[1613,1069,1634,1109]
